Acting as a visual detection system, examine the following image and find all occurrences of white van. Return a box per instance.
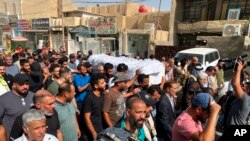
[174,48,220,70]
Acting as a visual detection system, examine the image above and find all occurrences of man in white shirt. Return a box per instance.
[14,109,58,141]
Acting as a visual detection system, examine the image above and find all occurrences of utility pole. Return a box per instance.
[122,0,128,54]
[59,0,65,50]
[124,0,128,16]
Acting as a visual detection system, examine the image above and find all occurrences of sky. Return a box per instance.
[71,0,171,11]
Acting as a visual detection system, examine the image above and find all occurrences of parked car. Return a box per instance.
[174,47,220,70]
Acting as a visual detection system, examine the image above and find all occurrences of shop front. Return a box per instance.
[18,18,50,51]
[89,17,119,56]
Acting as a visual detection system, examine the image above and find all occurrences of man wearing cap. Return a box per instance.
[103,72,129,127]
[172,93,221,141]
[27,62,43,93]
[0,73,34,137]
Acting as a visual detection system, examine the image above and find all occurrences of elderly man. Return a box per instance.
[10,90,63,141]
[14,109,58,141]
[5,55,19,77]
[0,73,34,137]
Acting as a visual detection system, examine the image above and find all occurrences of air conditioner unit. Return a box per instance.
[144,23,155,30]
[222,24,241,37]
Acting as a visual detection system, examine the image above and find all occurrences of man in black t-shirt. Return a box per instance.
[9,90,63,141]
[82,74,107,141]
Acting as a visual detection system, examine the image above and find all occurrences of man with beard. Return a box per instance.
[74,64,91,111]
[104,63,114,88]
[44,64,60,89]
[0,62,13,90]
[20,59,31,74]
[172,93,220,141]
[77,51,83,62]
[82,73,106,140]
[115,97,147,141]
[10,90,64,141]
[0,64,10,95]
[55,82,81,141]
[0,73,34,137]
[139,94,158,141]
[137,74,150,94]
[68,53,77,71]
[103,72,129,127]
[47,67,72,96]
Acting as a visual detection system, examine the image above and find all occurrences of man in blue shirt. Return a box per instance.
[73,64,90,111]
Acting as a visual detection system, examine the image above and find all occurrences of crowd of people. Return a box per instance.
[0,45,248,141]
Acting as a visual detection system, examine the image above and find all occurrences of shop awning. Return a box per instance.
[11,36,28,41]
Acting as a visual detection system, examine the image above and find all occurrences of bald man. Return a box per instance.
[114,97,147,141]
[188,56,199,73]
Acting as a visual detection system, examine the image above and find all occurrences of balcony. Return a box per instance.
[177,20,250,33]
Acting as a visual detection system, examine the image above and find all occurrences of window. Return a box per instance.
[223,0,250,20]
[205,54,211,63]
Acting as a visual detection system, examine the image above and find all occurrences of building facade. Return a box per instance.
[173,0,250,50]
[0,0,20,48]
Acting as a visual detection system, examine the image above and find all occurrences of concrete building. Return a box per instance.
[80,2,155,17]
[1,1,170,57]
[0,0,21,48]
[172,0,250,58]
[62,2,170,58]
[19,0,78,51]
